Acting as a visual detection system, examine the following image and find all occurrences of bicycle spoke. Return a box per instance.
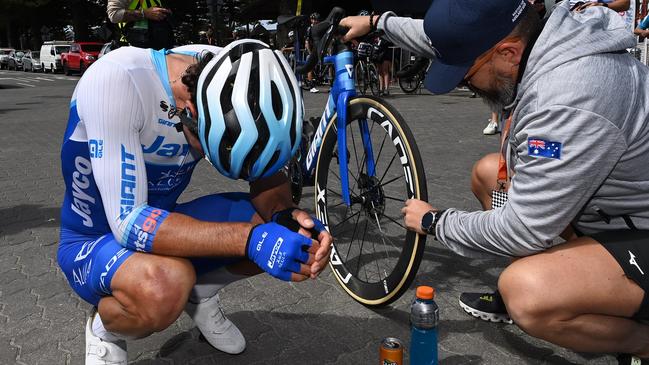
[380,213,406,229]
[374,231,391,281]
[348,131,362,188]
[329,175,362,200]
[384,195,405,202]
[327,188,343,198]
[331,210,361,230]
[348,210,363,275]
[352,140,368,193]
[359,219,370,279]
[380,175,401,189]
[329,200,347,209]
[378,152,398,184]
[368,218,402,251]
[374,133,388,171]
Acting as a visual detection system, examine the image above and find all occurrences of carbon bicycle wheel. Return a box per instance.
[398,64,421,94]
[368,63,380,96]
[314,96,427,306]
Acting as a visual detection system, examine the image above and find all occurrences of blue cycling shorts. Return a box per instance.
[57,192,257,306]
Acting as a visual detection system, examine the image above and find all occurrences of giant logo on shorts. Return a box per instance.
[99,248,129,293]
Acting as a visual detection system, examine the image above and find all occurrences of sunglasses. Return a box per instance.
[174,108,199,134]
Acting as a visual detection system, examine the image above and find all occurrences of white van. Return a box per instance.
[39,41,71,73]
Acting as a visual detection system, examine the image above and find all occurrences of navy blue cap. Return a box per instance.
[423,0,530,94]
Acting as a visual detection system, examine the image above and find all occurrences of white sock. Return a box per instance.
[91,312,132,342]
[189,267,248,304]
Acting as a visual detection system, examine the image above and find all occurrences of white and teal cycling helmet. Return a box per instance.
[196,39,303,181]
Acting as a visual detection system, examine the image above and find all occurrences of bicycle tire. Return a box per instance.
[314,96,427,306]
[398,64,421,94]
[368,63,380,96]
[355,62,368,95]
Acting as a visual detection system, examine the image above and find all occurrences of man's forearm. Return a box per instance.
[377,12,436,59]
[107,4,145,23]
[152,213,251,257]
[120,9,146,22]
[250,171,294,221]
[606,0,630,12]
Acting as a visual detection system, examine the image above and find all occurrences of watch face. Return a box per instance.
[421,211,435,232]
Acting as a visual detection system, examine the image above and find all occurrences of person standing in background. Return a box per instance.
[107,0,174,49]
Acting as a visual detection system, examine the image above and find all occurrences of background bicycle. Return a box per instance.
[397,55,430,94]
[355,41,380,96]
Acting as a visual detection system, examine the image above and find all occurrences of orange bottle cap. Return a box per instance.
[416,286,435,300]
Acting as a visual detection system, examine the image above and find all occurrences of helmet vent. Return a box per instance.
[270,81,283,122]
[228,42,266,64]
[272,52,297,148]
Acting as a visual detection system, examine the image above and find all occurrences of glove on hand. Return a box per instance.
[271,208,326,240]
[246,222,312,281]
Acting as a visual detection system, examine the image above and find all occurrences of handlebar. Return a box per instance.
[296,7,348,75]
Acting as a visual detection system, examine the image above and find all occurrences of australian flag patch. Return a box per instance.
[528,138,562,159]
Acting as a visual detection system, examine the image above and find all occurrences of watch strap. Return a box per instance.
[432,209,447,237]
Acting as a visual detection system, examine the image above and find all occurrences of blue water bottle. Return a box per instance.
[409,286,439,365]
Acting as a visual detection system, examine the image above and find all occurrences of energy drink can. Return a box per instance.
[380,337,403,365]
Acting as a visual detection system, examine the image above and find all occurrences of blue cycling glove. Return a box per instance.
[246,222,313,281]
[271,208,326,240]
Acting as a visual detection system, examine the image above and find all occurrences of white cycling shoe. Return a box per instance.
[185,293,246,354]
[85,311,127,365]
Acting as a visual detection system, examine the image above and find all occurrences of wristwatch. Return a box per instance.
[421,209,446,237]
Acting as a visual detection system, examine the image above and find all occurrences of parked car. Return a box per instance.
[7,50,25,71]
[39,41,71,73]
[98,42,113,59]
[0,48,15,70]
[22,51,42,72]
[61,42,103,75]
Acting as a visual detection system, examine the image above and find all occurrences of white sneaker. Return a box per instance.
[483,119,498,135]
[309,87,319,93]
[185,293,246,354]
[85,310,127,365]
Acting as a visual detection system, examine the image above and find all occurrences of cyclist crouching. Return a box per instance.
[57,40,332,364]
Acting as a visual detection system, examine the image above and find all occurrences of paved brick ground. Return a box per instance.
[0,70,617,364]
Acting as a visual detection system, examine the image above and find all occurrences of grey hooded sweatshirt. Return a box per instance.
[379,3,649,258]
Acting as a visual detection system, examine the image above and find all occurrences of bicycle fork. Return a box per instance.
[327,52,377,207]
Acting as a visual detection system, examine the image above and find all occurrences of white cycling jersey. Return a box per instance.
[60,45,221,249]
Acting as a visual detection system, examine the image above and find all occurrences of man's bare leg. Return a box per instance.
[471,152,500,210]
[98,254,196,337]
[499,237,649,357]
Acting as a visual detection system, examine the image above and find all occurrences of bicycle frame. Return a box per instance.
[300,50,377,206]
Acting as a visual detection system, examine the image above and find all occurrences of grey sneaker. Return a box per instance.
[185,293,246,354]
[85,310,127,365]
